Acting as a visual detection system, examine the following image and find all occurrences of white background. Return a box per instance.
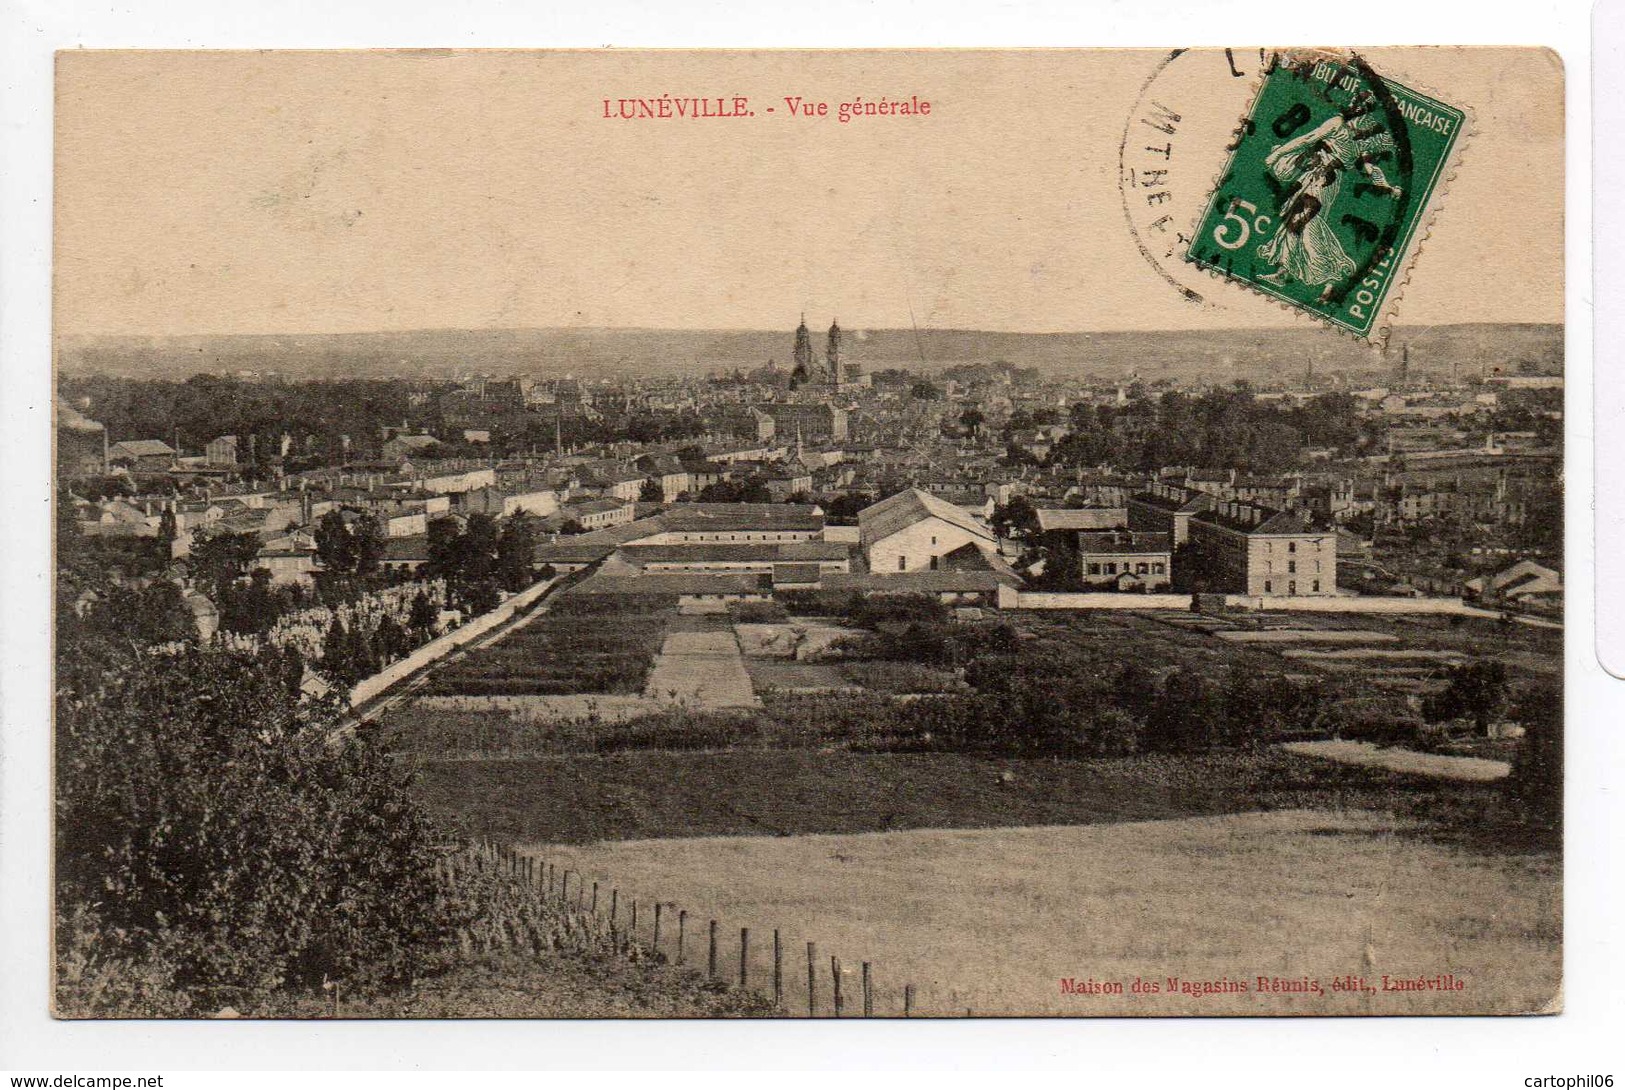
[1,0,1615,1081]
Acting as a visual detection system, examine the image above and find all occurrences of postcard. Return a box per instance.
[52,46,1563,1019]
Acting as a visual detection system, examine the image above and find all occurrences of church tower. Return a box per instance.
[790,314,814,386]
[826,320,843,386]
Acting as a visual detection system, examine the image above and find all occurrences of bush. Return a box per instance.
[845,593,952,628]
[1087,707,1145,757]
[728,599,789,624]
[1505,682,1561,839]
[55,639,451,1012]
[841,661,964,694]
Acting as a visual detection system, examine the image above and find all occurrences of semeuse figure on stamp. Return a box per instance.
[1254,112,1403,301]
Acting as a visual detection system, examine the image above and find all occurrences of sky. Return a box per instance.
[54,47,1564,337]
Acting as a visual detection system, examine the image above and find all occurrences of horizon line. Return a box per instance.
[57,318,1564,343]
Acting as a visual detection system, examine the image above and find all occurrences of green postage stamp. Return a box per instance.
[1187,51,1467,340]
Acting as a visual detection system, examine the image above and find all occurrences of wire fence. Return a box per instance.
[470,838,928,1018]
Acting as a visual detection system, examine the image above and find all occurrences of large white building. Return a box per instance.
[858,488,999,574]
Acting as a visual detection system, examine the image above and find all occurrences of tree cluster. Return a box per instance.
[1049,387,1368,474]
[55,529,453,1013]
[424,511,539,607]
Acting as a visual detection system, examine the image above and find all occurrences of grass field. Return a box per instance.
[395,603,1561,1018]
[520,811,1560,1016]
[265,948,774,1019]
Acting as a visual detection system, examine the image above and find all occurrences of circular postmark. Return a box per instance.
[1118,48,1282,308]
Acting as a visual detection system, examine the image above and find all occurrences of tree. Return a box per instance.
[462,579,502,616]
[348,625,380,680]
[425,516,463,580]
[460,513,499,585]
[958,407,985,439]
[97,580,196,646]
[352,514,386,577]
[374,614,406,663]
[1424,659,1512,736]
[219,567,277,635]
[157,507,178,554]
[1144,670,1221,753]
[991,496,1041,540]
[638,478,663,502]
[315,510,356,575]
[495,512,538,592]
[407,590,438,634]
[1506,682,1562,838]
[1111,661,1158,725]
[321,616,351,683]
[55,639,450,1010]
[189,529,263,601]
[909,381,941,400]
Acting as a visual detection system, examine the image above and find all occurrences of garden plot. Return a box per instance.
[735,621,851,660]
[1216,629,1400,644]
[1280,648,1467,663]
[425,610,670,697]
[644,628,760,708]
[743,658,854,692]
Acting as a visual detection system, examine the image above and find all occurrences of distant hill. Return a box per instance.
[56,323,1562,385]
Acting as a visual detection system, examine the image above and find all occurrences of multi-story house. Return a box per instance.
[1126,481,1214,546]
[1188,500,1337,597]
[1076,530,1173,590]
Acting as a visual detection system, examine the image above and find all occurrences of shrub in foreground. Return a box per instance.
[56,638,452,1013]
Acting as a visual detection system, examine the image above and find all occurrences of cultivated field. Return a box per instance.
[394,602,1560,1018]
[523,809,1560,1017]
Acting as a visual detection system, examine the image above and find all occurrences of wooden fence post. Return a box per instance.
[862,962,873,1018]
[773,929,783,1008]
[707,920,718,980]
[806,941,818,1017]
[831,956,843,1017]
[739,928,750,990]
[677,910,687,965]
[653,902,663,954]
[630,900,638,940]
[904,984,915,1018]
[610,889,618,926]
[591,881,598,915]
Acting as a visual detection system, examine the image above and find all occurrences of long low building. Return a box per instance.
[610,541,852,574]
[1036,507,1127,533]
[532,502,829,572]
[562,571,772,605]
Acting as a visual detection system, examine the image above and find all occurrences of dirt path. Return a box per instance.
[1281,739,1510,781]
[644,628,761,708]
